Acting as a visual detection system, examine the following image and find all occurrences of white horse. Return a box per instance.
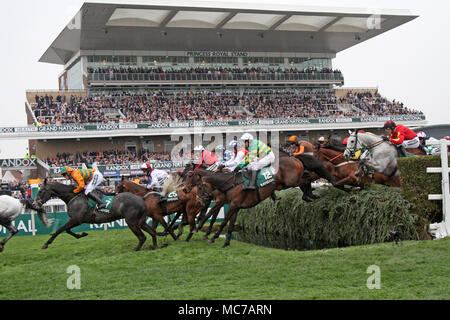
[344,130,399,177]
[0,195,52,252]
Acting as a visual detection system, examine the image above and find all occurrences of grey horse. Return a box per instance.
[344,130,399,177]
[0,195,51,252]
[33,180,158,251]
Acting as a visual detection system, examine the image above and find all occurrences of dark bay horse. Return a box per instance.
[192,155,305,248]
[33,180,157,251]
[183,169,232,240]
[316,145,400,187]
[116,179,205,242]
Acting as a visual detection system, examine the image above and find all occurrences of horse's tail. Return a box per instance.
[160,173,183,196]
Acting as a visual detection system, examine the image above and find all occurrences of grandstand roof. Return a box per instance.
[40,1,418,65]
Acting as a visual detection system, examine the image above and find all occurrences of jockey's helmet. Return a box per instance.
[383,120,396,129]
[444,136,450,140]
[417,131,427,139]
[193,145,204,151]
[215,145,225,151]
[288,135,299,144]
[60,166,72,175]
[318,136,327,142]
[141,163,152,171]
[240,133,254,141]
[229,140,239,148]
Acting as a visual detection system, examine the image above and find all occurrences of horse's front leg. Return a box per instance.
[0,223,18,253]
[66,229,88,239]
[42,220,80,249]
[209,206,239,244]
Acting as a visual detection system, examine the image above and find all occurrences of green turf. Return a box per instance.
[0,228,449,300]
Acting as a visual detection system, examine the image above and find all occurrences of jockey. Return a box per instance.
[194,145,219,170]
[417,131,439,155]
[288,136,314,156]
[140,163,169,193]
[317,136,328,146]
[60,165,106,209]
[221,140,248,172]
[237,133,275,190]
[215,145,234,165]
[288,135,337,186]
[383,121,420,157]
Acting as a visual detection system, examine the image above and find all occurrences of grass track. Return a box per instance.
[0,228,449,300]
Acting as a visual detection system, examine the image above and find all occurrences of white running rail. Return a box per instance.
[426,139,450,239]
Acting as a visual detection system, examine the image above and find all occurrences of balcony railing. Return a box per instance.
[88,72,344,83]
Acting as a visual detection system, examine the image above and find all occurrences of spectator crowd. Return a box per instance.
[32,89,423,125]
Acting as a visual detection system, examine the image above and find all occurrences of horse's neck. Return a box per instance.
[207,172,237,192]
[321,149,345,164]
[358,133,382,147]
[50,184,80,204]
[126,182,146,194]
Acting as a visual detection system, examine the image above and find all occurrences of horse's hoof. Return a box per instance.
[302,197,312,203]
[0,245,4,253]
[208,238,215,244]
[222,243,230,248]
[160,243,169,249]
[42,244,48,250]
[202,235,209,240]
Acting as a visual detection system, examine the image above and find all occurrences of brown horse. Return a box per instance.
[405,147,426,156]
[183,169,233,240]
[315,145,400,187]
[116,179,205,242]
[191,155,305,248]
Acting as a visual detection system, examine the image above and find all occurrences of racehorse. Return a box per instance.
[344,130,400,177]
[0,195,52,252]
[33,180,157,251]
[316,145,400,187]
[183,169,234,240]
[189,155,305,248]
[115,178,205,242]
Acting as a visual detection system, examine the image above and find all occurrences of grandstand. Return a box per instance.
[0,1,426,182]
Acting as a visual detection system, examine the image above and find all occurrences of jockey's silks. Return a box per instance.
[389,124,417,145]
[71,168,95,193]
[239,140,272,168]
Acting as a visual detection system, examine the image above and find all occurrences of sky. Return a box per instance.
[0,0,449,158]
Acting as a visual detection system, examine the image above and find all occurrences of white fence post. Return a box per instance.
[426,139,450,239]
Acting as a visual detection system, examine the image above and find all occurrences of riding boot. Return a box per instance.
[396,145,408,157]
[245,170,258,190]
[88,192,106,210]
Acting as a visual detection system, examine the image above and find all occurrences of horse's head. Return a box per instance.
[115,176,127,194]
[182,170,200,193]
[344,130,359,160]
[32,179,54,210]
[197,176,215,206]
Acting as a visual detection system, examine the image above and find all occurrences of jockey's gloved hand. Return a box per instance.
[218,164,225,171]
[233,167,240,173]
[382,136,390,141]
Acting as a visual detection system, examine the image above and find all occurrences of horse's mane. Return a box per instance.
[161,173,183,196]
[48,182,77,194]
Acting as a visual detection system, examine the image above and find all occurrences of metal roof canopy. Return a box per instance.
[39,1,418,65]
